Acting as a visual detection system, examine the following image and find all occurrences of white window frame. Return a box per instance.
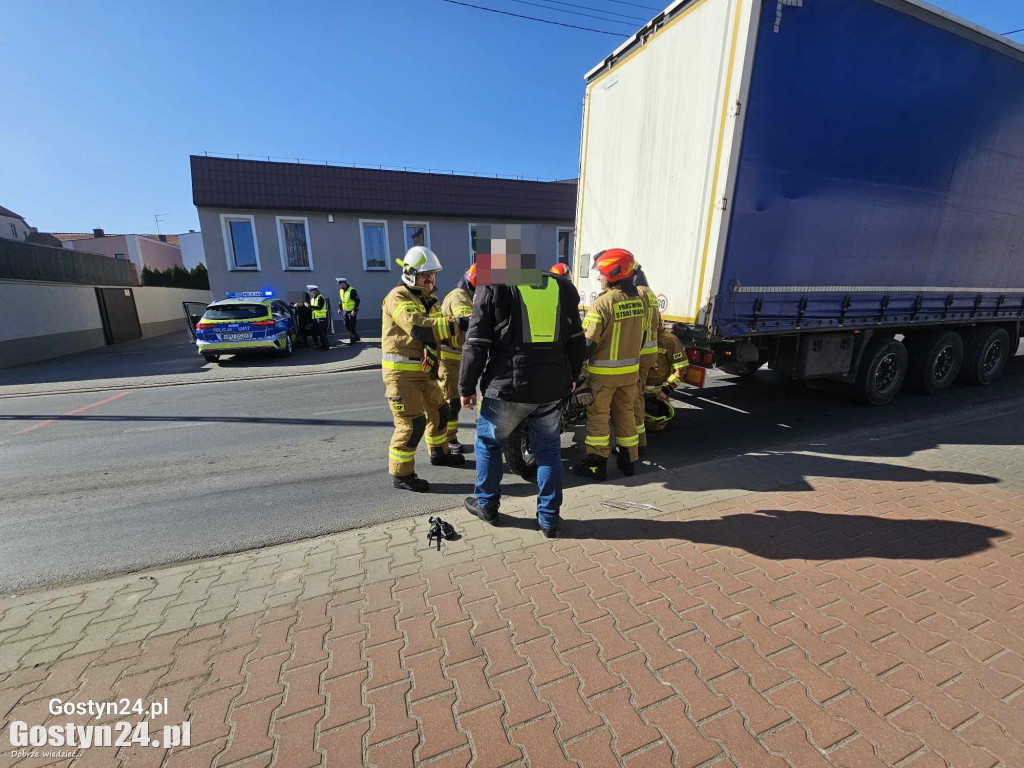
[275,215,314,271]
[556,227,574,265]
[402,220,431,252]
[9,223,17,239]
[220,213,261,271]
[467,223,478,265]
[359,219,391,271]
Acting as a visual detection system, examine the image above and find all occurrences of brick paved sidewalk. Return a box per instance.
[1,413,1022,767]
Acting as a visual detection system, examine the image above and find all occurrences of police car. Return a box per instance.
[187,291,298,363]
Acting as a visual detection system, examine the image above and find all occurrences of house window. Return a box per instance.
[403,221,430,251]
[468,224,478,264]
[556,228,574,265]
[276,216,313,270]
[114,253,127,260]
[221,214,260,270]
[9,224,16,239]
[360,220,390,271]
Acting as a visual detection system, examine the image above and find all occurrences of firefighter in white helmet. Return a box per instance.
[381,246,466,492]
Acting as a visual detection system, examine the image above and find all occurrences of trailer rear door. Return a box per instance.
[575,0,759,324]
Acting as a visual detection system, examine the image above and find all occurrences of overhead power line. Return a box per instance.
[503,0,638,25]
[519,0,649,23]
[1002,26,1024,35]
[604,0,662,11]
[441,0,629,35]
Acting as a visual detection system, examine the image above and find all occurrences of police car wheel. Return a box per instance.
[280,334,294,357]
[202,353,219,363]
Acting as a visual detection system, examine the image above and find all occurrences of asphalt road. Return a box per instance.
[1,345,1022,591]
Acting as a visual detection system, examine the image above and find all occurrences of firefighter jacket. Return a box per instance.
[637,285,662,361]
[381,285,455,377]
[310,293,328,320]
[440,286,474,363]
[339,286,360,311]
[646,327,690,395]
[583,283,645,387]
[460,275,586,403]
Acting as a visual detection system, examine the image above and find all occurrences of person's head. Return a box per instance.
[307,284,320,297]
[550,263,572,281]
[399,246,443,291]
[593,248,635,289]
[336,277,349,289]
[465,263,478,289]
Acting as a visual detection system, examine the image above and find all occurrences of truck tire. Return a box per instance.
[853,337,908,405]
[904,330,963,394]
[958,326,1011,385]
[719,358,764,377]
[503,426,538,480]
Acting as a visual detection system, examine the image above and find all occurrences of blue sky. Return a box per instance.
[1,0,1020,235]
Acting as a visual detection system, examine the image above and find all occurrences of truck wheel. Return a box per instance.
[202,353,219,363]
[719,358,764,377]
[958,326,1011,385]
[905,330,963,394]
[503,426,538,480]
[853,337,908,405]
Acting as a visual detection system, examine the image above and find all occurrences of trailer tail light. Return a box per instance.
[686,347,700,363]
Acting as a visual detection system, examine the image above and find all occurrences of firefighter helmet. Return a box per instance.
[593,248,636,281]
[643,397,675,432]
[397,246,443,287]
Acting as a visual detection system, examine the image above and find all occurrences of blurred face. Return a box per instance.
[415,270,438,292]
[598,273,610,290]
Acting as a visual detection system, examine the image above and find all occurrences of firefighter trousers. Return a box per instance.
[585,379,640,462]
[634,355,658,447]
[383,371,450,477]
[438,357,461,442]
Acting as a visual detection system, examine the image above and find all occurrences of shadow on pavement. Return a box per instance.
[564,509,1007,560]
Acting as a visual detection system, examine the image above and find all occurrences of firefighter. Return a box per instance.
[335,277,361,344]
[643,325,690,433]
[307,285,330,350]
[549,262,572,281]
[574,248,645,481]
[382,246,466,492]
[439,263,477,453]
[633,265,662,456]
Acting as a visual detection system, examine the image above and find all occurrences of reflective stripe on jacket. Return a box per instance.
[584,285,645,386]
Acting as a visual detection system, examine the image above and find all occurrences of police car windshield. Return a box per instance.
[203,304,268,321]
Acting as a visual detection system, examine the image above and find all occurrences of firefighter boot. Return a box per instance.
[573,454,608,481]
[392,473,430,493]
[616,448,636,477]
[430,449,466,467]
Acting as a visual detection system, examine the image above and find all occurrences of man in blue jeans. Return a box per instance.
[459,271,586,536]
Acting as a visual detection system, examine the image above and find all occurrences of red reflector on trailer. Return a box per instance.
[684,366,707,387]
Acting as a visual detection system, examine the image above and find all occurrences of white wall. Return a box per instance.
[178,231,206,270]
[134,286,213,330]
[0,214,30,241]
[0,280,103,342]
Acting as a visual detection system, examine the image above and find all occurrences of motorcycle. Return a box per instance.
[503,373,593,479]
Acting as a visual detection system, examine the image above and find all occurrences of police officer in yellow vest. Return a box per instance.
[335,278,361,345]
[382,247,466,492]
[439,263,477,453]
[574,249,646,481]
[633,265,663,456]
[307,285,330,351]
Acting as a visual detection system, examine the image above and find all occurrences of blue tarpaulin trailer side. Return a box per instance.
[714,0,1024,338]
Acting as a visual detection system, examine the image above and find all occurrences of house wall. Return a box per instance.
[197,208,573,318]
[0,215,31,241]
[0,280,212,368]
[65,235,184,274]
[137,237,185,271]
[178,231,206,270]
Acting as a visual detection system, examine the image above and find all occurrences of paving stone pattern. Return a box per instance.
[1,414,1022,767]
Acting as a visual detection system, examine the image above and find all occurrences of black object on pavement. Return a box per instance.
[427,516,457,550]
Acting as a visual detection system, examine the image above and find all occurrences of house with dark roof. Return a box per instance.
[190,155,577,317]
[0,206,31,241]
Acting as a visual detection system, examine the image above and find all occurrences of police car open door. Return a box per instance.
[182,301,208,343]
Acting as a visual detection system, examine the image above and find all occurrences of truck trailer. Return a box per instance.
[574,0,1024,404]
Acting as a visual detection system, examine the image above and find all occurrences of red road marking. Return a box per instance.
[13,390,133,435]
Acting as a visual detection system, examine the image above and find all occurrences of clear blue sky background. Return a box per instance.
[1,0,1020,235]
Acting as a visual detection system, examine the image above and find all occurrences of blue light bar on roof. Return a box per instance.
[225,291,274,299]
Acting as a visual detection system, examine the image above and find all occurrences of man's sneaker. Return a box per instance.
[539,521,558,538]
[447,438,464,455]
[616,449,636,477]
[573,455,607,481]
[430,450,466,467]
[392,473,430,492]
[464,496,499,525]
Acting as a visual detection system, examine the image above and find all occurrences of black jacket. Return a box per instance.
[460,274,586,404]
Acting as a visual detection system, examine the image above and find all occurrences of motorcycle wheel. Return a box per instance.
[504,426,538,480]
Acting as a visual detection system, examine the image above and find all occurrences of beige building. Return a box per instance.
[190,156,577,318]
[0,206,31,241]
